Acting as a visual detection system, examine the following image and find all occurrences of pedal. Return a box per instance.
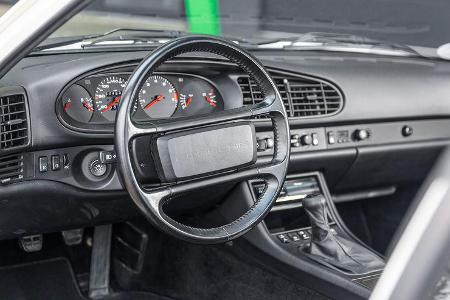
[89,225,112,299]
[113,222,148,273]
[19,234,43,252]
[62,228,84,246]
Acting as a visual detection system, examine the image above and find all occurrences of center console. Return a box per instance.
[242,172,385,299]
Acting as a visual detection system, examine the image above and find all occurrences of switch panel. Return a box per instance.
[289,128,326,153]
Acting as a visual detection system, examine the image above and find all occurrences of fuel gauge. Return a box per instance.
[61,84,94,123]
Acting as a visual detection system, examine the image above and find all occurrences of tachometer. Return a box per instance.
[138,75,178,118]
[94,76,127,121]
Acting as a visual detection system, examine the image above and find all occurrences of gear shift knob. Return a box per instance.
[302,194,329,241]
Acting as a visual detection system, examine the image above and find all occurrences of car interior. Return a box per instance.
[0,0,449,299]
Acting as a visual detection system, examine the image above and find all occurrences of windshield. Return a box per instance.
[3,0,449,50]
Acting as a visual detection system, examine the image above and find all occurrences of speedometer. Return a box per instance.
[138,75,178,118]
[94,76,127,121]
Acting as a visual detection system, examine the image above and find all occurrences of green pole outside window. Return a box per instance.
[185,0,221,35]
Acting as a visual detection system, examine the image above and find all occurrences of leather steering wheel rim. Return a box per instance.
[115,35,290,244]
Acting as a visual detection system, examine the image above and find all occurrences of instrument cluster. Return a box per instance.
[59,72,224,126]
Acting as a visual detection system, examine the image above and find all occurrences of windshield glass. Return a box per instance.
[4,0,449,50]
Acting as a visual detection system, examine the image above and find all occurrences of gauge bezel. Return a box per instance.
[56,61,233,134]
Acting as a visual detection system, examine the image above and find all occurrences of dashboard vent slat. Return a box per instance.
[237,72,343,119]
[0,153,24,184]
[0,93,29,150]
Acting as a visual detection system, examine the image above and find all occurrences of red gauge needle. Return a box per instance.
[204,95,217,107]
[102,96,121,113]
[82,100,94,112]
[144,94,164,110]
[63,102,71,112]
[185,96,192,107]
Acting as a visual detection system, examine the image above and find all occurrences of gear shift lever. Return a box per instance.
[302,194,330,241]
[302,194,385,274]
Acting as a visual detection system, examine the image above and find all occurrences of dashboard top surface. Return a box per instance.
[2,49,450,149]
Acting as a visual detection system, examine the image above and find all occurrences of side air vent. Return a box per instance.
[0,91,29,150]
[0,153,24,184]
[237,72,343,118]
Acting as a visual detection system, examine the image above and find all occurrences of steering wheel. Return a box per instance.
[115,35,290,244]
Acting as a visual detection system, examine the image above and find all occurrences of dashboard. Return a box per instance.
[1,46,450,300]
[58,68,224,130]
[1,49,450,240]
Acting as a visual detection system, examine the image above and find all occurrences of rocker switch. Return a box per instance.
[39,156,48,173]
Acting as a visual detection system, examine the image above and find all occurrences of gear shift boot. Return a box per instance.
[301,194,385,274]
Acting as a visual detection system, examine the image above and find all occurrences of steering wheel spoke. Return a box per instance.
[126,118,157,140]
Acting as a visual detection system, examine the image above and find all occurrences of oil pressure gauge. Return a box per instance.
[61,84,94,123]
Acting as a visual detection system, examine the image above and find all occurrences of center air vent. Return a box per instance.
[238,76,291,116]
[0,153,24,184]
[237,72,343,118]
[0,91,29,150]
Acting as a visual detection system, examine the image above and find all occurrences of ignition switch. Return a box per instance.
[89,159,107,177]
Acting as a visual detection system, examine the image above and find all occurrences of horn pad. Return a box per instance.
[153,122,257,181]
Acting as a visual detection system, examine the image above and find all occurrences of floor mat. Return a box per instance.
[0,258,85,300]
[0,258,170,300]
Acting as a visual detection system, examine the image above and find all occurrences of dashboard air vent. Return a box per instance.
[0,153,24,184]
[237,72,343,118]
[0,93,29,150]
[237,76,291,116]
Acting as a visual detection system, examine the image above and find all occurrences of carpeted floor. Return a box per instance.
[0,258,86,300]
[0,258,170,300]
[113,222,329,300]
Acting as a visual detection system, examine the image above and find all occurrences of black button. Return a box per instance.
[354,129,370,141]
[311,133,319,146]
[39,156,48,173]
[288,232,301,242]
[300,134,313,146]
[51,155,60,171]
[256,139,268,151]
[402,125,413,137]
[99,150,117,164]
[253,184,266,196]
[297,230,310,240]
[277,234,290,244]
[327,132,336,144]
[290,134,300,147]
